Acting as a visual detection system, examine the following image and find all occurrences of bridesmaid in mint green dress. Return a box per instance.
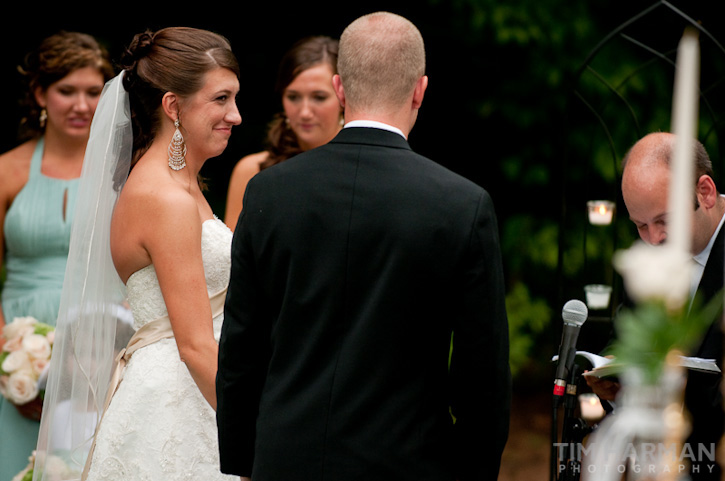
[0,32,113,481]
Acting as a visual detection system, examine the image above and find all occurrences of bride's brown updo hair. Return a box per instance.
[119,27,240,165]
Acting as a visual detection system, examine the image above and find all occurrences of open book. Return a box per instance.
[552,351,721,379]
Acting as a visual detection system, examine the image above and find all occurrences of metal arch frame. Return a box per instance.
[556,0,725,314]
[552,3,725,480]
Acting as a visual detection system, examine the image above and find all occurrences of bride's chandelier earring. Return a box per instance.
[168,118,187,171]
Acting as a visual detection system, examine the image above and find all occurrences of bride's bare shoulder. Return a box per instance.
[111,167,200,280]
[119,171,196,220]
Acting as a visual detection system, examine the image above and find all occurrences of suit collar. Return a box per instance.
[697,224,725,303]
[330,126,412,151]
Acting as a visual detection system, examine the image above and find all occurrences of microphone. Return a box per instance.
[552,299,588,397]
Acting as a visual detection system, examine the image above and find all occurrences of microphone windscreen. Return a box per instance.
[562,299,588,326]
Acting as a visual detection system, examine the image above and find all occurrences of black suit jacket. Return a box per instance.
[217,127,511,481]
[684,225,724,480]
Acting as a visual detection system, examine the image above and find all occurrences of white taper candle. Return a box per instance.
[668,27,700,257]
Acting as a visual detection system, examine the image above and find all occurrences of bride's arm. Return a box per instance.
[143,191,220,409]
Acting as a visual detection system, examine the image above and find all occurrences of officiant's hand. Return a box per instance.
[15,396,43,421]
[584,373,620,401]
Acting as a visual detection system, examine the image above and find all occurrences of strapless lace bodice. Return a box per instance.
[85,217,236,481]
[125,218,232,330]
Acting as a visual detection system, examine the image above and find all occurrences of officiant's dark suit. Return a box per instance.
[216,11,510,481]
[685,223,724,481]
[617,132,724,480]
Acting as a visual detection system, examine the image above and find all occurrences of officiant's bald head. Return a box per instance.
[621,132,722,255]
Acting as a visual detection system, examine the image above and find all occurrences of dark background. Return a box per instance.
[0,2,471,214]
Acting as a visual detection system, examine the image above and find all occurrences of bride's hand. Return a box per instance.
[240,478,251,481]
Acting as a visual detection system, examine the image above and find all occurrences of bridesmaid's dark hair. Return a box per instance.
[18,31,114,140]
[260,35,338,170]
[120,27,239,166]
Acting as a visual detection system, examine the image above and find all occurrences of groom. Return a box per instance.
[217,11,511,481]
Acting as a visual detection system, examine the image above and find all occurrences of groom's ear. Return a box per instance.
[332,75,346,109]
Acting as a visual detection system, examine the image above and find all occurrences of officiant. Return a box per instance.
[587,131,725,480]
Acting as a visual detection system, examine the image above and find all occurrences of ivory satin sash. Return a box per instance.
[81,287,227,480]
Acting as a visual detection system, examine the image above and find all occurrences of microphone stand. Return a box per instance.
[552,361,595,481]
[551,390,561,481]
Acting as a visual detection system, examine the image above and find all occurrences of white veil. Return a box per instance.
[33,72,134,481]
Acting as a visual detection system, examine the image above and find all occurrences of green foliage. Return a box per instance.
[505,281,552,377]
[611,292,723,385]
[501,216,560,272]
[0,351,8,375]
[33,322,54,337]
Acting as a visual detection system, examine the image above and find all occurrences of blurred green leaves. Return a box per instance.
[506,281,552,377]
[611,292,722,384]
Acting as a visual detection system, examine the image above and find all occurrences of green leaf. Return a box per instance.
[610,291,722,385]
[33,323,55,337]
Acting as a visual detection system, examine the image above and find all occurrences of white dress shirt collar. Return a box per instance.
[694,195,725,266]
[690,195,725,299]
[343,120,406,139]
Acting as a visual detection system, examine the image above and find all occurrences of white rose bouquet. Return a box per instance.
[0,316,55,406]
[12,450,77,481]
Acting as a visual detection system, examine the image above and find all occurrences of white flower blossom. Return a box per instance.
[6,371,39,404]
[2,316,37,341]
[2,336,23,353]
[613,241,693,309]
[31,358,49,377]
[1,349,33,374]
[45,455,74,481]
[22,333,51,360]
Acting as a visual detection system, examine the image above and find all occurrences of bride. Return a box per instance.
[33,27,241,480]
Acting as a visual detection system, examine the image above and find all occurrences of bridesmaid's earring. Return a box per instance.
[168,118,187,171]
[39,109,47,129]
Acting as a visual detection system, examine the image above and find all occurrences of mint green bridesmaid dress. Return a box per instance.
[0,138,78,481]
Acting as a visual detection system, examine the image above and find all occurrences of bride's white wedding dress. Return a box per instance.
[85,218,236,480]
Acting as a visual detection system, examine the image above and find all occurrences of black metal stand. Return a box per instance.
[551,363,596,481]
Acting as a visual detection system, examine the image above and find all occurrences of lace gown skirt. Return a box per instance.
[85,219,235,480]
[85,327,233,480]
